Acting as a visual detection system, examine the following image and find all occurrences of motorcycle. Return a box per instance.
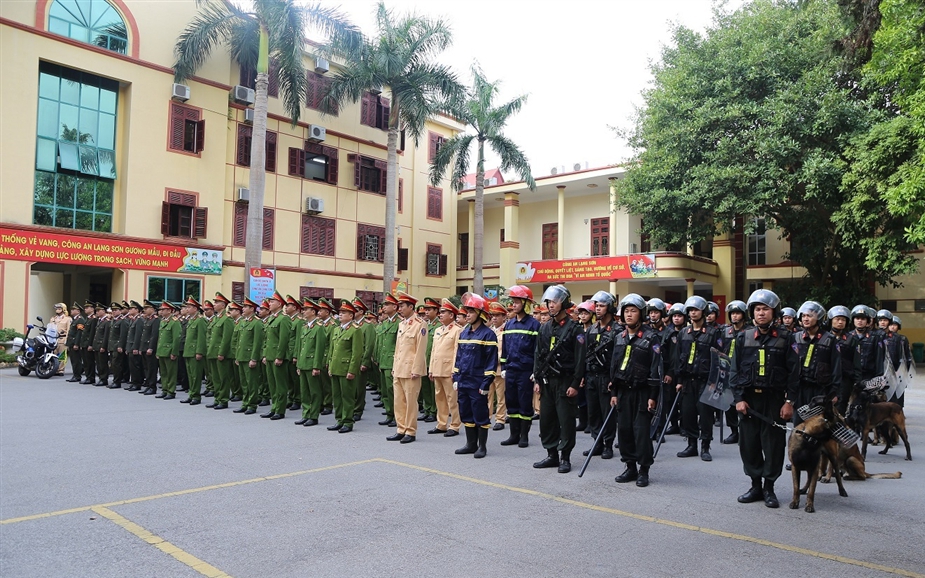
[12,316,60,379]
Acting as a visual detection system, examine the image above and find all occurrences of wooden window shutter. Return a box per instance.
[194,119,206,153]
[356,224,365,259]
[240,64,255,89]
[265,131,277,172]
[428,132,438,162]
[262,208,274,250]
[439,254,448,276]
[399,129,405,152]
[398,178,403,212]
[378,97,390,130]
[305,72,318,109]
[231,281,244,304]
[374,159,387,194]
[377,229,385,262]
[288,147,305,177]
[321,77,337,115]
[360,93,371,126]
[167,191,196,206]
[169,104,185,150]
[193,207,208,239]
[397,247,409,271]
[267,59,279,98]
[233,202,247,246]
[427,187,442,220]
[300,213,311,253]
[323,219,335,256]
[161,201,170,235]
[322,146,338,185]
[348,154,360,187]
[236,124,252,166]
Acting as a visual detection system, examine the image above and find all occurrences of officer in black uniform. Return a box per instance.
[66,303,85,382]
[675,296,723,461]
[660,302,687,435]
[730,289,799,508]
[887,315,912,407]
[127,301,145,390]
[610,294,663,487]
[79,301,97,384]
[721,300,748,444]
[581,290,618,459]
[791,301,841,422]
[848,305,884,403]
[532,285,586,474]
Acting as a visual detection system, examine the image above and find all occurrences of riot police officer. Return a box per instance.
[791,301,841,423]
[582,291,618,459]
[721,300,748,444]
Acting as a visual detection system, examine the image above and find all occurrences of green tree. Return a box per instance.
[616,0,911,304]
[173,0,359,295]
[429,64,536,295]
[322,1,462,295]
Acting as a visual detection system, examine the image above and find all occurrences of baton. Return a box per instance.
[578,403,616,478]
[653,390,681,459]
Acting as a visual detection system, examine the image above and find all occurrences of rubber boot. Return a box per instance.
[615,462,638,483]
[474,427,488,459]
[500,419,521,446]
[636,466,650,487]
[558,450,572,474]
[576,405,588,433]
[737,478,763,503]
[533,447,559,468]
[700,440,712,462]
[519,420,531,448]
[722,426,739,445]
[677,437,698,458]
[455,426,478,455]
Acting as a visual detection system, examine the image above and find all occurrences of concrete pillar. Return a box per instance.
[609,183,619,296]
[499,193,520,288]
[711,228,736,320]
[686,278,696,299]
[557,186,565,260]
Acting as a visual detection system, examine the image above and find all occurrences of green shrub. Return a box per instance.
[0,328,25,343]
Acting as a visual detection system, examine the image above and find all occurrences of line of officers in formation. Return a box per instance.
[49,284,912,506]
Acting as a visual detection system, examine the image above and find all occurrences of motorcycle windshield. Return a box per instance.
[45,326,59,339]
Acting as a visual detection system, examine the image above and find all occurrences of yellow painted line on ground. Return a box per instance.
[92,506,231,578]
[377,459,925,578]
[0,459,376,525]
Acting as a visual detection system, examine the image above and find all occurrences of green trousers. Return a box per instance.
[320,370,333,410]
[184,356,204,400]
[208,358,233,404]
[266,361,290,415]
[419,375,436,416]
[240,362,261,410]
[379,368,395,420]
[299,370,322,420]
[158,357,178,395]
[333,374,356,427]
[288,361,300,406]
[229,356,240,398]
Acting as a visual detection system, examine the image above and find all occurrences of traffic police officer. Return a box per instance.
[429,298,462,437]
[386,291,428,444]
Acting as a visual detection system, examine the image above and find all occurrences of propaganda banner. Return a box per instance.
[515,254,656,283]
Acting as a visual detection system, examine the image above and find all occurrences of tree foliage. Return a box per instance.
[617,0,916,304]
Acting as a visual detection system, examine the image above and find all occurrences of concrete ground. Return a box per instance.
[1,368,923,578]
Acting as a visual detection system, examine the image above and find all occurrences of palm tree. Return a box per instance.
[430,64,536,295]
[322,1,462,295]
[173,0,359,295]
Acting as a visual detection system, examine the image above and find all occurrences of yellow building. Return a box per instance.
[0,0,462,331]
[456,166,925,343]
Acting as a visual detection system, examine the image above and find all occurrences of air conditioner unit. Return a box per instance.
[370,85,383,95]
[550,167,558,175]
[307,124,326,142]
[171,83,190,102]
[573,162,582,172]
[314,57,330,74]
[232,85,255,105]
[236,187,249,203]
[244,108,255,124]
[305,197,324,214]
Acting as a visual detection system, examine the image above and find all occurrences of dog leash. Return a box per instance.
[745,408,793,432]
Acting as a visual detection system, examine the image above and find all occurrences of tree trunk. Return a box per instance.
[244,25,269,297]
[473,138,485,296]
[383,98,398,296]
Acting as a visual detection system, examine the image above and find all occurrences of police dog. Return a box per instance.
[789,396,848,513]
[820,442,902,482]
[846,389,912,461]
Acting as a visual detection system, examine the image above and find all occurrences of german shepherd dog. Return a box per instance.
[789,396,849,513]
[846,389,912,461]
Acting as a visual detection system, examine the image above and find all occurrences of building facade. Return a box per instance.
[0,0,462,330]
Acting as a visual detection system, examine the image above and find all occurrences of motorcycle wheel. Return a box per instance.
[18,366,32,376]
[36,359,58,379]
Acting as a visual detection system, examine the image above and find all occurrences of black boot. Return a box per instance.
[576,405,588,433]
[474,427,488,459]
[763,479,779,508]
[519,420,531,448]
[738,478,763,503]
[722,427,739,445]
[533,448,559,469]
[677,438,698,458]
[558,451,572,474]
[615,462,638,483]
[455,426,478,455]
[700,441,712,462]
[500,420,520,446]
[636,466,650,487]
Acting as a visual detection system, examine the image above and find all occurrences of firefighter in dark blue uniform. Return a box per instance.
[675,296,723,461]
[610,294,663,487]
[532,285,586,474]
[453,293,498,459]
[721,300,748,445]
[730,289,799,509]
[581,291,618,459]
[499,285,540,449]
[791,301,841,423]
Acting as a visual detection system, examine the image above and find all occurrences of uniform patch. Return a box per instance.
[576,334,585,344]
[791,342,800,354]
[421,327,427,336]
[652,343,660,354]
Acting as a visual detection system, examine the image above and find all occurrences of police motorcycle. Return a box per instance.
[12,316,60,379]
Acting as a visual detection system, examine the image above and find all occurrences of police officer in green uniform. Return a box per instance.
[155,301,181,400]
[284,295,302,410]
[375,293,400,427]
[79,301,98,384]
[327,300,364,433]
[420,297,440,423]
[207,293,234,410]
[180,296,207,405]
[316,298,336,414]
[227,300,243,401]
[92,303,111,386]
[256,300,272,406]
[262,291,292,420]
[352,297,376,422]
[202,301,215,397]
[294,297,327,425]
[66,302,85,382]
[233,297,265,415]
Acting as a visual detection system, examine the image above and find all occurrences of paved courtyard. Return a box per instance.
[1,368,923,578]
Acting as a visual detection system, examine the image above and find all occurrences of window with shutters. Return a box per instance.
[360,92,390,130]
[239,60,279,98]
[232,203,274,249]
[426,187,443,220]
[288,143,338,185]
[236,125,277,172]
[299,286,334,301]
[426,243,448,276]
[397,179,403,213]
[167,103,205,155]
[356,224,385,262]
[301,214,335,256]
[459,233,469,269]
[348,154,387,194]
[748,218,766,265]
[428,132,447,162]
[161,190,207,240]
[590,217,609,256]
[231,281,245,304]
[640,219,651,253]
[356,290,383,311]
[500,229,505,244]
[305,71,337,114]
[542,223,558,260]
[397,241,409,272]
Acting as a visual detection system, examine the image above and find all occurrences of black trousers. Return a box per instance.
[69,346,84,378]
[539,376,577,454]
[110,351,124,384]
[129,352,144,384]
[738,388,786,483]
[616,384,654,467]
[82,348,96,380]
[585,373,616,448]
[96,350,110,383]
[143,352,159,387]
[679,376,713,442]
